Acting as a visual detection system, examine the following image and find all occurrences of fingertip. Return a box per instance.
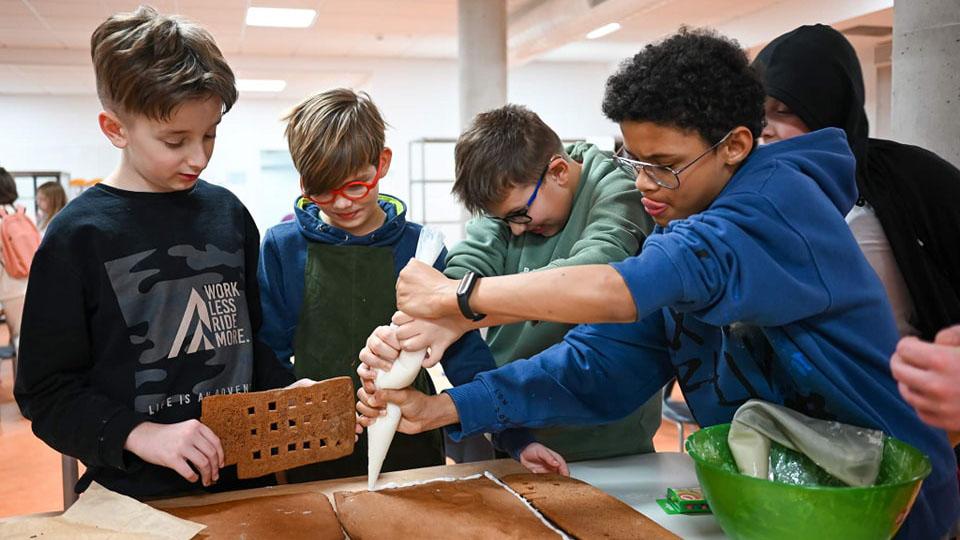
[895,337,912,354]
[935,325,960,346]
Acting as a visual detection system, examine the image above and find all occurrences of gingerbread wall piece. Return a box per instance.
[334,475,564,539]
[166,492,344,539]
[200,377,355,479]
[501,473,681,540]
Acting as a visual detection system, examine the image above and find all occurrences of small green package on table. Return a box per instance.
[656,487,711,515]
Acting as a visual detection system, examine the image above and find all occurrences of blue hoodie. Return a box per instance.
[445,129,959,539]
[259,194,534,455]
[259,194,424,362]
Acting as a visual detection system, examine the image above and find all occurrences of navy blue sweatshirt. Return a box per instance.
[445,129,959,539]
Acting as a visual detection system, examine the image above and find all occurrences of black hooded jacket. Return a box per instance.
[754,24,960,340]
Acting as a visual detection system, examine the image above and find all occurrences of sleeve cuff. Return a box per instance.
[610,244,686,320]
[492,429,537,460]
[443,266,470,280]
[98,408,148,471]
[443,380,500,441]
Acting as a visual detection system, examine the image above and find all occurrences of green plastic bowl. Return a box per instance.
[685,423,931,540]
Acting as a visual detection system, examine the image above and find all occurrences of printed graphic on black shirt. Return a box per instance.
[105,243,254,417]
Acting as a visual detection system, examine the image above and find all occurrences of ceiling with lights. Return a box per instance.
[0,0,893,97]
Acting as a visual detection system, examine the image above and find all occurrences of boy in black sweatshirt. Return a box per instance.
[14,6,303,499]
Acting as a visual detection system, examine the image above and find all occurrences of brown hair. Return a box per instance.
[37,181,68,229]
[284,89,386,195]
[453,104,564,214]
[91,5,237,120]
[0,167,17,205]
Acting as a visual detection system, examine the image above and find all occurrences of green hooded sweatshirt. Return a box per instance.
[444,142,662,461]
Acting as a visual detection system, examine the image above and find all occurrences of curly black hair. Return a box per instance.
[602,27,765,145]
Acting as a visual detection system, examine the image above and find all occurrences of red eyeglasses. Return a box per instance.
[301,159,385,206]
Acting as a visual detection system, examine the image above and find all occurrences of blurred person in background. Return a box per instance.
[36,181,67,234]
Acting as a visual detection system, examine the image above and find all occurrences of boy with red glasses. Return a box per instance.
[258,89,553,481]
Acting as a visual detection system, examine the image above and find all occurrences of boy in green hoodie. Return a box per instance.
[377,104,662,462]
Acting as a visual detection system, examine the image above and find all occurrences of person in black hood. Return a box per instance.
[753,24,960,342]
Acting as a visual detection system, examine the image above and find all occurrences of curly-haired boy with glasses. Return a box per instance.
[359,28,959,539]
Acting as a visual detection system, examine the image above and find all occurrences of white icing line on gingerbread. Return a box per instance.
[483,472,571,540]
[372,473,483,491]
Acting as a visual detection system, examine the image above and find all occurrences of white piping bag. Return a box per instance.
[367,227,445,490]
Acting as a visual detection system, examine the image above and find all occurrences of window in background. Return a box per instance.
[257,149,301,227]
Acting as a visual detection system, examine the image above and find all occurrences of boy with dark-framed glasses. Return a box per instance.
[358,104,661,464]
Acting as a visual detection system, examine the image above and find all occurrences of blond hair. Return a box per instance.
[91,5,237,120]
[284,89,386,194]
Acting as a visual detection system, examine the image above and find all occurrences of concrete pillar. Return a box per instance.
[450,1,507,462]
[458,0,507,130]
[891,0,960,168]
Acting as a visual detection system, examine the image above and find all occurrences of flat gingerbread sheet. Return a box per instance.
[502,473,680,540]
[166,492,343,539]
[334,475,564,539]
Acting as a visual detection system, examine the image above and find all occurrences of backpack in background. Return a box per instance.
[0,205,41,279]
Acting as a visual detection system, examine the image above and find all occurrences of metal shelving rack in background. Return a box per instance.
[407,138,467,246]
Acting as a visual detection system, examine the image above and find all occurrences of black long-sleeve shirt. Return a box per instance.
[15,180,295,498]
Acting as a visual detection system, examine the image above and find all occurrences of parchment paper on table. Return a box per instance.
[0,481,205,540]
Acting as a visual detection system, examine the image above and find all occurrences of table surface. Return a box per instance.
[568,452,726,539]
[4,453,727,538]
[149,452,726,539]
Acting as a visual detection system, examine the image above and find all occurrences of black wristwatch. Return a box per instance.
[456,271,487,321]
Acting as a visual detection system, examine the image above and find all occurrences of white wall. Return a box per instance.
[0,57,621,236]
[847,35,884,138]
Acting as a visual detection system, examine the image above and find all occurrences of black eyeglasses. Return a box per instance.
[487,159,552,225]
[613,131,732,190]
